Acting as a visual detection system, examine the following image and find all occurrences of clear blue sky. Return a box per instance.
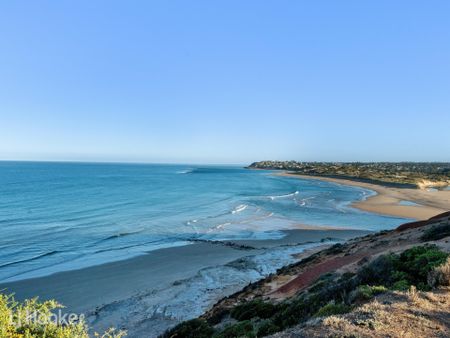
[1,1,449,164]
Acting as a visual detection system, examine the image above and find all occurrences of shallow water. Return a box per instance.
[0,162,408,282]
[399,200,421,207]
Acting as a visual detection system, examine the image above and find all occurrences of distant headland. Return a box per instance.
[248,161,450,190]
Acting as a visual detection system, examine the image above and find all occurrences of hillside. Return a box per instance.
[163,212,450,338]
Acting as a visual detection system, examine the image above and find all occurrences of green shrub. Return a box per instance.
[0,294,126,338]
[271,297,311,329]
[325,243,345,254]
[392,280,410,291]
[256,320,280,337]
[397,245,448,289]
[230,300,277,321]
[352,285,387,302]
[421,223,450,241]
[339,272,356,282]
[314,302,351,317]
[354,285,372,300]
[308,273,337,293]
[370,285,388,295]
[358,245,448,291]
[162,318,214,338]
[213,320,255,338]
[358,254,397,286]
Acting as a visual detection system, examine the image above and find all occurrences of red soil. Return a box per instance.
[273,253,366,296]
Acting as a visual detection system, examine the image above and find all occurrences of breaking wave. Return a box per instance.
[268,191,299,200]
[231,204,248,214]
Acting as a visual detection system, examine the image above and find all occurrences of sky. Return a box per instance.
[0,1,449,164]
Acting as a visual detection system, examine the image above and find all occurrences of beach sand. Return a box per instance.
[280,173,450,220]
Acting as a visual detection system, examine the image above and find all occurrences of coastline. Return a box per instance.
[279,172,450,220]
[0,228,369,337]
[2,170,447,336]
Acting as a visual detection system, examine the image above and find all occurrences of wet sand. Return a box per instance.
[280,173,450,220]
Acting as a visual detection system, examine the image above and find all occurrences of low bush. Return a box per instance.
[358,254,397,286]
[308,273,337,293]
[421,223,450,241]
[350,285,387,302]
[161,319,214,338]
[230,300,277,321]
[213,320,255,338]
[392,279,410,291]
[256,320,279,337]
[397,245,448,289]
[325,243,345,254]
[314,302,351,317]
[359,245,448,290]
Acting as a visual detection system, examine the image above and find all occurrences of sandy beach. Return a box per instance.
[280,172,450,220]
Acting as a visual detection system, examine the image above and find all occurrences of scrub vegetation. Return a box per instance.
[162,245,449,338]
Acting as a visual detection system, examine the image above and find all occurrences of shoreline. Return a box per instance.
[0,228,369,337]
[279,172,450,220]
[2,171,447,336]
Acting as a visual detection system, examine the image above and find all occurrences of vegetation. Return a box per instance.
[427,257,450,287]
[0,294,125,338]
[162,245,449,338]
[161,319,213,338]
[230,300,277,321]
[421,223,450,241]
[248,161,450,188]
[349,285,388,302]
[359,245,448,290]
[314,302,351,317]
[213,321,255,338]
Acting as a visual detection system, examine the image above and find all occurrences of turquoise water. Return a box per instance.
[0,162,408,282]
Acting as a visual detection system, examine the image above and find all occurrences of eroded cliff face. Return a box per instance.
[417,179,450,190]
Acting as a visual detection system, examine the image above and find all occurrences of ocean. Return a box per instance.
[0,161,408,283]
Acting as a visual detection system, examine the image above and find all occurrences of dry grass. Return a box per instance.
[271,288,450,338]
[428,257,450,288]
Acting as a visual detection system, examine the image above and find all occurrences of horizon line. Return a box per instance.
[0,159,449,166]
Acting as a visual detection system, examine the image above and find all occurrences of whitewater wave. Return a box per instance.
[231,204,248,214]
[213,222,231,231]
[176,169,193,174]
[297,196,315,206]
[268,191,299,200]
